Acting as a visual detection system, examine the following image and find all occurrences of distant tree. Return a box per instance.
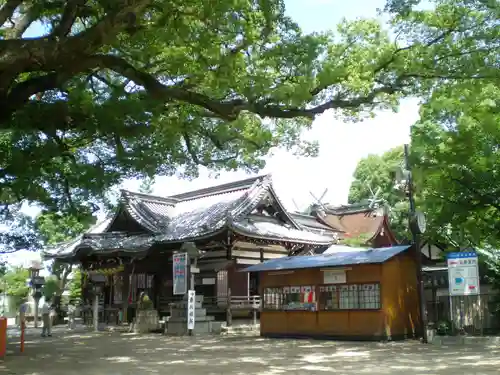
[42,276,61,301]
[348,146,411,241]
[1,267,30,309]
[342,234,372,248]
[36,211,94,315]
[67,268,83,302]
[138,177,155,194]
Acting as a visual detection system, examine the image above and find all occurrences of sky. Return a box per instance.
[5,0,420,266]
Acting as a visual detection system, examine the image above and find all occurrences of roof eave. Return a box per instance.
[230,225,333,246]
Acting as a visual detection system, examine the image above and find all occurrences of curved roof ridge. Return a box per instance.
[120,189,179,205]
[121,192,165,232]
[168,174,270,202]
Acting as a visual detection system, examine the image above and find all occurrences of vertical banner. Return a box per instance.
[173,253,188,295]
[187,290,196,330]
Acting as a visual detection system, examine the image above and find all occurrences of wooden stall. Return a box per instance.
[244,245,421,341]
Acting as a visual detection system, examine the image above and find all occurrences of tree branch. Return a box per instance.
[182,132,239,166]
[51,0,87,38]
[0,0,23,26]
[0,0,152,73]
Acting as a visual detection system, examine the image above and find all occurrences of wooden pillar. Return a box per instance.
[226,237,233,327]
[122,265,130,324]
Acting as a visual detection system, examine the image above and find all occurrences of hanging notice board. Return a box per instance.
[173,253,188,295]
[447,252,480,296]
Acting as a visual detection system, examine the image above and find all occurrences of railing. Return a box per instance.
[202,295,260,310]
[426,293,500,334]
[158,295,261,312]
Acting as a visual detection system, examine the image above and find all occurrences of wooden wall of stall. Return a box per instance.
[259,249,420,341]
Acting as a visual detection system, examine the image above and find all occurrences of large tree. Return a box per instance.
[411,81,500,249]
[0,0,498,251]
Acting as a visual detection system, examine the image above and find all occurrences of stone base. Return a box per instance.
[164,294,221,335]
[165,315,222,335]
[133,310,160,333]
[170,308,207,319]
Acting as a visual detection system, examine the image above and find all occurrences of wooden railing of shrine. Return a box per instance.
[157,295,260,315]
[204,295,261,310]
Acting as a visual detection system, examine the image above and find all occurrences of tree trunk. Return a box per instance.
[53,264,72,324]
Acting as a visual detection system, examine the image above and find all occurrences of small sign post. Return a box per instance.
[187,290,196,333]
[173,253,188,295]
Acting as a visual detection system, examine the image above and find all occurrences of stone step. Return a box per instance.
[221,324,260,336]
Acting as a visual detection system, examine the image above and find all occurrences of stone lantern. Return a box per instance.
[27,260,45,328]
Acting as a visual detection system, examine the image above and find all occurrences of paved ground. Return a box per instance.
[2,331,500,375]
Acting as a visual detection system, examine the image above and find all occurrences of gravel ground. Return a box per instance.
[2,331,500,375]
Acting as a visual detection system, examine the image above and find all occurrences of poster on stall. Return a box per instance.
[173,252,188,295]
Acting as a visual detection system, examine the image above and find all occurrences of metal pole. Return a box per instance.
[404,144,428,343]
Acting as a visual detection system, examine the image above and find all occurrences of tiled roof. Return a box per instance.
[44,175,333,259]
[232,218,332,245]
[241,245,411,272]
[290,212,337,232]
[311,203,391,242]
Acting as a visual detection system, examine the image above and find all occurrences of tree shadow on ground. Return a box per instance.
[2,333,500,375]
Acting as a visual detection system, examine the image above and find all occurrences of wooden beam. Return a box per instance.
[121,265,131,324]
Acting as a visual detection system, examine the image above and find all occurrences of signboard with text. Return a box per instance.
[187,290,196,330]
[173,253,188,295]
[447,252,480,296]
[323,270,347,284]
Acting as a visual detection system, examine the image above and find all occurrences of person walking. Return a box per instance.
[41,299,52,337]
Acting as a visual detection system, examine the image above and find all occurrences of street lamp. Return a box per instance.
[394,144,428,343]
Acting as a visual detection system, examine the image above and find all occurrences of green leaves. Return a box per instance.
[348,146,411,241]
[411,81,500,248]
[1,266,30,308]
[0,0,498,253]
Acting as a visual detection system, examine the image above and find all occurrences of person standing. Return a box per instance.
[67,300,76,330]
[18,298,28,328]
[41,299,52,337]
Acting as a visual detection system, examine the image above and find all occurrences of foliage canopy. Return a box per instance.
[0,0,498,252]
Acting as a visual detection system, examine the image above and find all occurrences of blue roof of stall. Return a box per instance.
[242,245,412,272]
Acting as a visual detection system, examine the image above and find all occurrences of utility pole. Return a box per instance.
[404,144,428,343]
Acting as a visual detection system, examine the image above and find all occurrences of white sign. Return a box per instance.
[447,252,480,296]
[323,270,346,284]
[187,290,196,330]
[173,253,188,295]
